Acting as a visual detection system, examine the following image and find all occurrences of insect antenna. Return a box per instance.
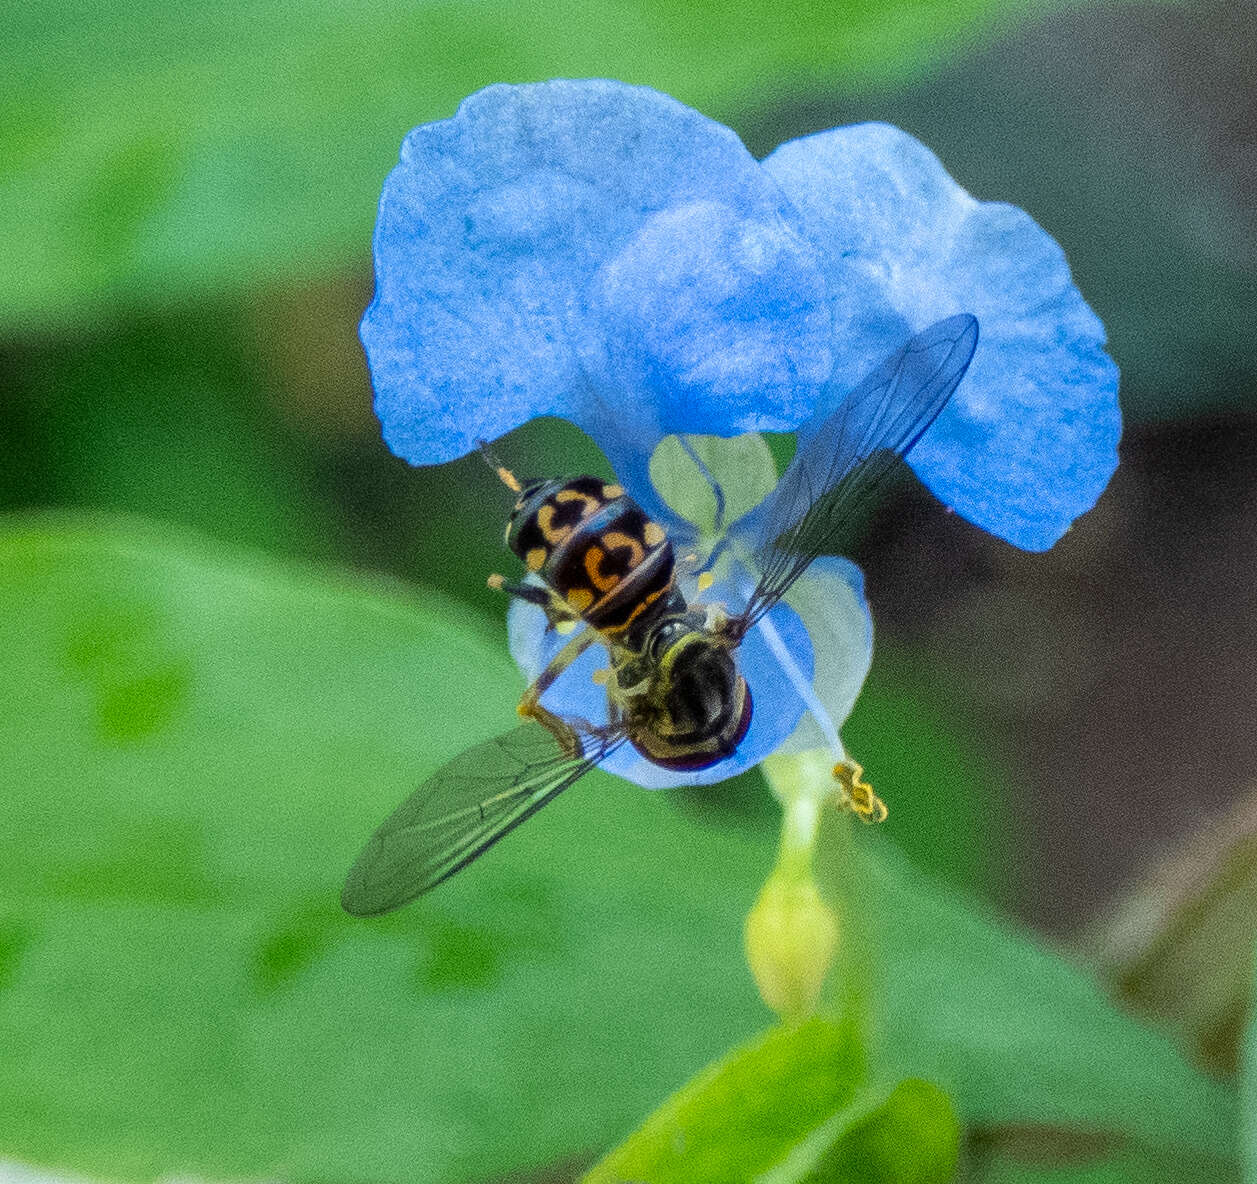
[476,439,523,494]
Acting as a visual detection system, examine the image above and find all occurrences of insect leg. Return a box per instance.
[517,626,602,757]
[488,574,553,607]
[487,574,583,632]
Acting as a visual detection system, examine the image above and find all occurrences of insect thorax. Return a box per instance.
[505,475,679,636]
[621,616,753,771]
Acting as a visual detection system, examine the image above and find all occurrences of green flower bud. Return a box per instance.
[745,863,839,1020]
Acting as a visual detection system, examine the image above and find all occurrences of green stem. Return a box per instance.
[762,748,850,879]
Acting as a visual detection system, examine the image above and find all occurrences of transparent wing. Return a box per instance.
[729,314,978,635]
[341,721,627,916]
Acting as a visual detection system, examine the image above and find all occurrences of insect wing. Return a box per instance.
[341,722,625,916]
[731,314,978,632]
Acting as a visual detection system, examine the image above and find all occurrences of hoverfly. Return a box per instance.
[341,315,978,916]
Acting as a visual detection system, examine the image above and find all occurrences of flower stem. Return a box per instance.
[746,749,847,1020]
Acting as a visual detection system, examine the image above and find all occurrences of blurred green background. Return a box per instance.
[3,0,1256,1181]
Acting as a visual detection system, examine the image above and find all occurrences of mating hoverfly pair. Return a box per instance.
[341,315,978,916]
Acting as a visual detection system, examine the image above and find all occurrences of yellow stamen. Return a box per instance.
[833,759,888,824]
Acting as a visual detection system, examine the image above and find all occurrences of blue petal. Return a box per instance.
[362,80,833,468]
[764,123,1121,551]
[729,315,979,558]
[507,571,813,789]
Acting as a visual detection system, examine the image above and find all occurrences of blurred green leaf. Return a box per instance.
[0,516,1239,1182]
[586,1014,958,1184]
[3,0,1085,331]
[0,515,774,1182]
[817,817,1239,1168]
[1243,942,1257,1184]
[9,309,336,561]
[843,646,1013,903]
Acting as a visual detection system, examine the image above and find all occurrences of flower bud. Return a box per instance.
[744,864,839,1020]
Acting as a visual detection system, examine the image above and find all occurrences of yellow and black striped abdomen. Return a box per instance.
[505,475,676,634]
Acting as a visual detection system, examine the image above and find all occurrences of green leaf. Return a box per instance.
[0,515,1238,1182]
[3,0,1086,330]
[1243,941,1257,1184]
[584,1013,958,1184]
[817,815,1239,1165]
[10,310,336,562]
[584,1016,863,1184]
[799,1078,958,1184]
[842,647,1013,902]
[0,514,774,1182]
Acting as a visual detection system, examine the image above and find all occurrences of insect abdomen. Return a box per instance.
[505,475,675,633]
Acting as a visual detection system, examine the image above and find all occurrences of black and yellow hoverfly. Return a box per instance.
[342,315,977,915]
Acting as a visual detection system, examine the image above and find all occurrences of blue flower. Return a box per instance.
[361,79,1120,790]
